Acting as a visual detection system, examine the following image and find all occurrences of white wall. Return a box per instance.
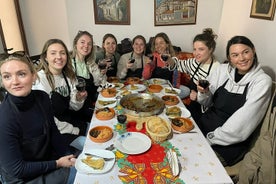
[217,0,276,80]
[19,0,275,80]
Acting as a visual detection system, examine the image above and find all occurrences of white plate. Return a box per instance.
[148,78,167,85]
[162,87,181,95]
[75,149,115,174]
[114,132,151,154]
[166,106,191,118]
[95,99,117,108]
[125,84,146,93]
[114,83,124,89]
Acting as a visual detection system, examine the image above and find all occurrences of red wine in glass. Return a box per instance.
[161,54,169,61]
[199,79,210,89]
[76,78,86,91]
[129,58,135,63]
[98,62,107,70]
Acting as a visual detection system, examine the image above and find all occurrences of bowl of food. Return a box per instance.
[107,76,120,83]
[101,88,116,98]
[146,116,171,142]
[147,84,163,93]
[162,95,180,106]
[171,117,194,133]
[95,107,115,120]
[89,126,113,143]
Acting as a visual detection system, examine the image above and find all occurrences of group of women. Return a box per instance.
[0,28,273,183]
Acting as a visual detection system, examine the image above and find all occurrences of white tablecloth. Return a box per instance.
[74,84,233,184]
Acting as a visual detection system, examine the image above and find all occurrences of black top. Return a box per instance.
[0,90,68,180]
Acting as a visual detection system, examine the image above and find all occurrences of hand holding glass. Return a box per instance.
[76,78,86,92]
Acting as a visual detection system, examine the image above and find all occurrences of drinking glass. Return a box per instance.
[198,76,210,89]
[98,59,107,70]
[76,78,86,92]
[105,57,113,70]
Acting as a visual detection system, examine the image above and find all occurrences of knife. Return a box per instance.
[84,152,114,161]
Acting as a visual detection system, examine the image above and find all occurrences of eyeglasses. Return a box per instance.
[0,51,31,63]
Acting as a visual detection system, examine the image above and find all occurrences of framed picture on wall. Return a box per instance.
[93,0,130,25]
[250,0,276,20]
[154,0,197,26]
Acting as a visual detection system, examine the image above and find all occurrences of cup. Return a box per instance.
[76,78,86,92]
[129,58,135,63]
[117,114,127,124]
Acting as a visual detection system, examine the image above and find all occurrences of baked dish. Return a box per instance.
[165,106,181,118]
[171,117,194,133]
[162,95,179,106]
[95,107,115,120]
[126,77,140,84]
[89,126,113,143]
[148,84,163,93]
[107,76,120,83]
[101,88,116,98]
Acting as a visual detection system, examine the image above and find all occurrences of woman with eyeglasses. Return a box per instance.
[0,52,76,183]
[71,30,102,108]
[33,39,88,153]
[95,33,121,77]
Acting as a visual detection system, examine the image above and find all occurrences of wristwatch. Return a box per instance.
[207,132,214,139]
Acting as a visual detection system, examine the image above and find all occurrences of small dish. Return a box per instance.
[170,117,194,133]
[95,107,115,120]
[75,149,115,174]
[148,78,167,85]
[101,88,117,98]
[95,100,116,108]
[89,126,113,143]
[107,76,120,83]
[163,87,181,95]
[162,95,180,106]
[166,106,191,118]
[147,84,163,93]
[126,84,146,93]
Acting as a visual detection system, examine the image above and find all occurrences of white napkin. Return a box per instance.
[166,149,179,176]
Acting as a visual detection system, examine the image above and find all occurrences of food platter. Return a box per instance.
[148,78,167,85]
[120,93,165,117]
[125,84,146,93]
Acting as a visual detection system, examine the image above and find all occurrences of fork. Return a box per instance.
[84,152,114,161]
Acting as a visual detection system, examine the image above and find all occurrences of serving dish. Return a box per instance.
[162,95,180,106]
[125,84,146,93]
[171,117,194,133]
[120,93,165,117]
[148,78,167,85]
[126,77,140,84]
[95,107,115,120]
[146,116,171,142]
[101,88,117,98]
[89,126,113,143]
[147,84,163,93]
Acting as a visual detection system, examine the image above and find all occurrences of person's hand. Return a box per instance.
[145,56,153,64]
[190,90,198,101]
[76,90,87,101]
[100,68,107,75]
[197,83,209,93]
[56,154,76,168]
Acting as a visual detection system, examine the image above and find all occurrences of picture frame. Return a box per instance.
[250,0,276,20]
[154,0,197,26]
[93,0,130,25]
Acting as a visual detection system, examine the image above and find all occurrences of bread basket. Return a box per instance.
[146,116,171,142]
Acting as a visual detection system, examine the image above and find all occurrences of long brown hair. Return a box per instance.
[151,32,175,57]
[38,39,76,90]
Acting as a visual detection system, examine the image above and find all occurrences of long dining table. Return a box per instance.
[73,79,233,184]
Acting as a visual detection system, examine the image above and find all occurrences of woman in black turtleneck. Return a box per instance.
[0,53,76,183]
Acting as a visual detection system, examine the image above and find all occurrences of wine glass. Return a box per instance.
[105,57,113,70]
[129,57,135,63]
[98,59,107,70]
[76,78,86,92]
[198,76,210,89]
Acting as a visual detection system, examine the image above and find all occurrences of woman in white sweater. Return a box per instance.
[197,36,272,166]
[33,39,88,151]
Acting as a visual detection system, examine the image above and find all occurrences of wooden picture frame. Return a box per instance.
[93,0,130,25]
[154,0,197,26]
[250,0,276,20]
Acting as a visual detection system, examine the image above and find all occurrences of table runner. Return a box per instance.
[114,121,185,184]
